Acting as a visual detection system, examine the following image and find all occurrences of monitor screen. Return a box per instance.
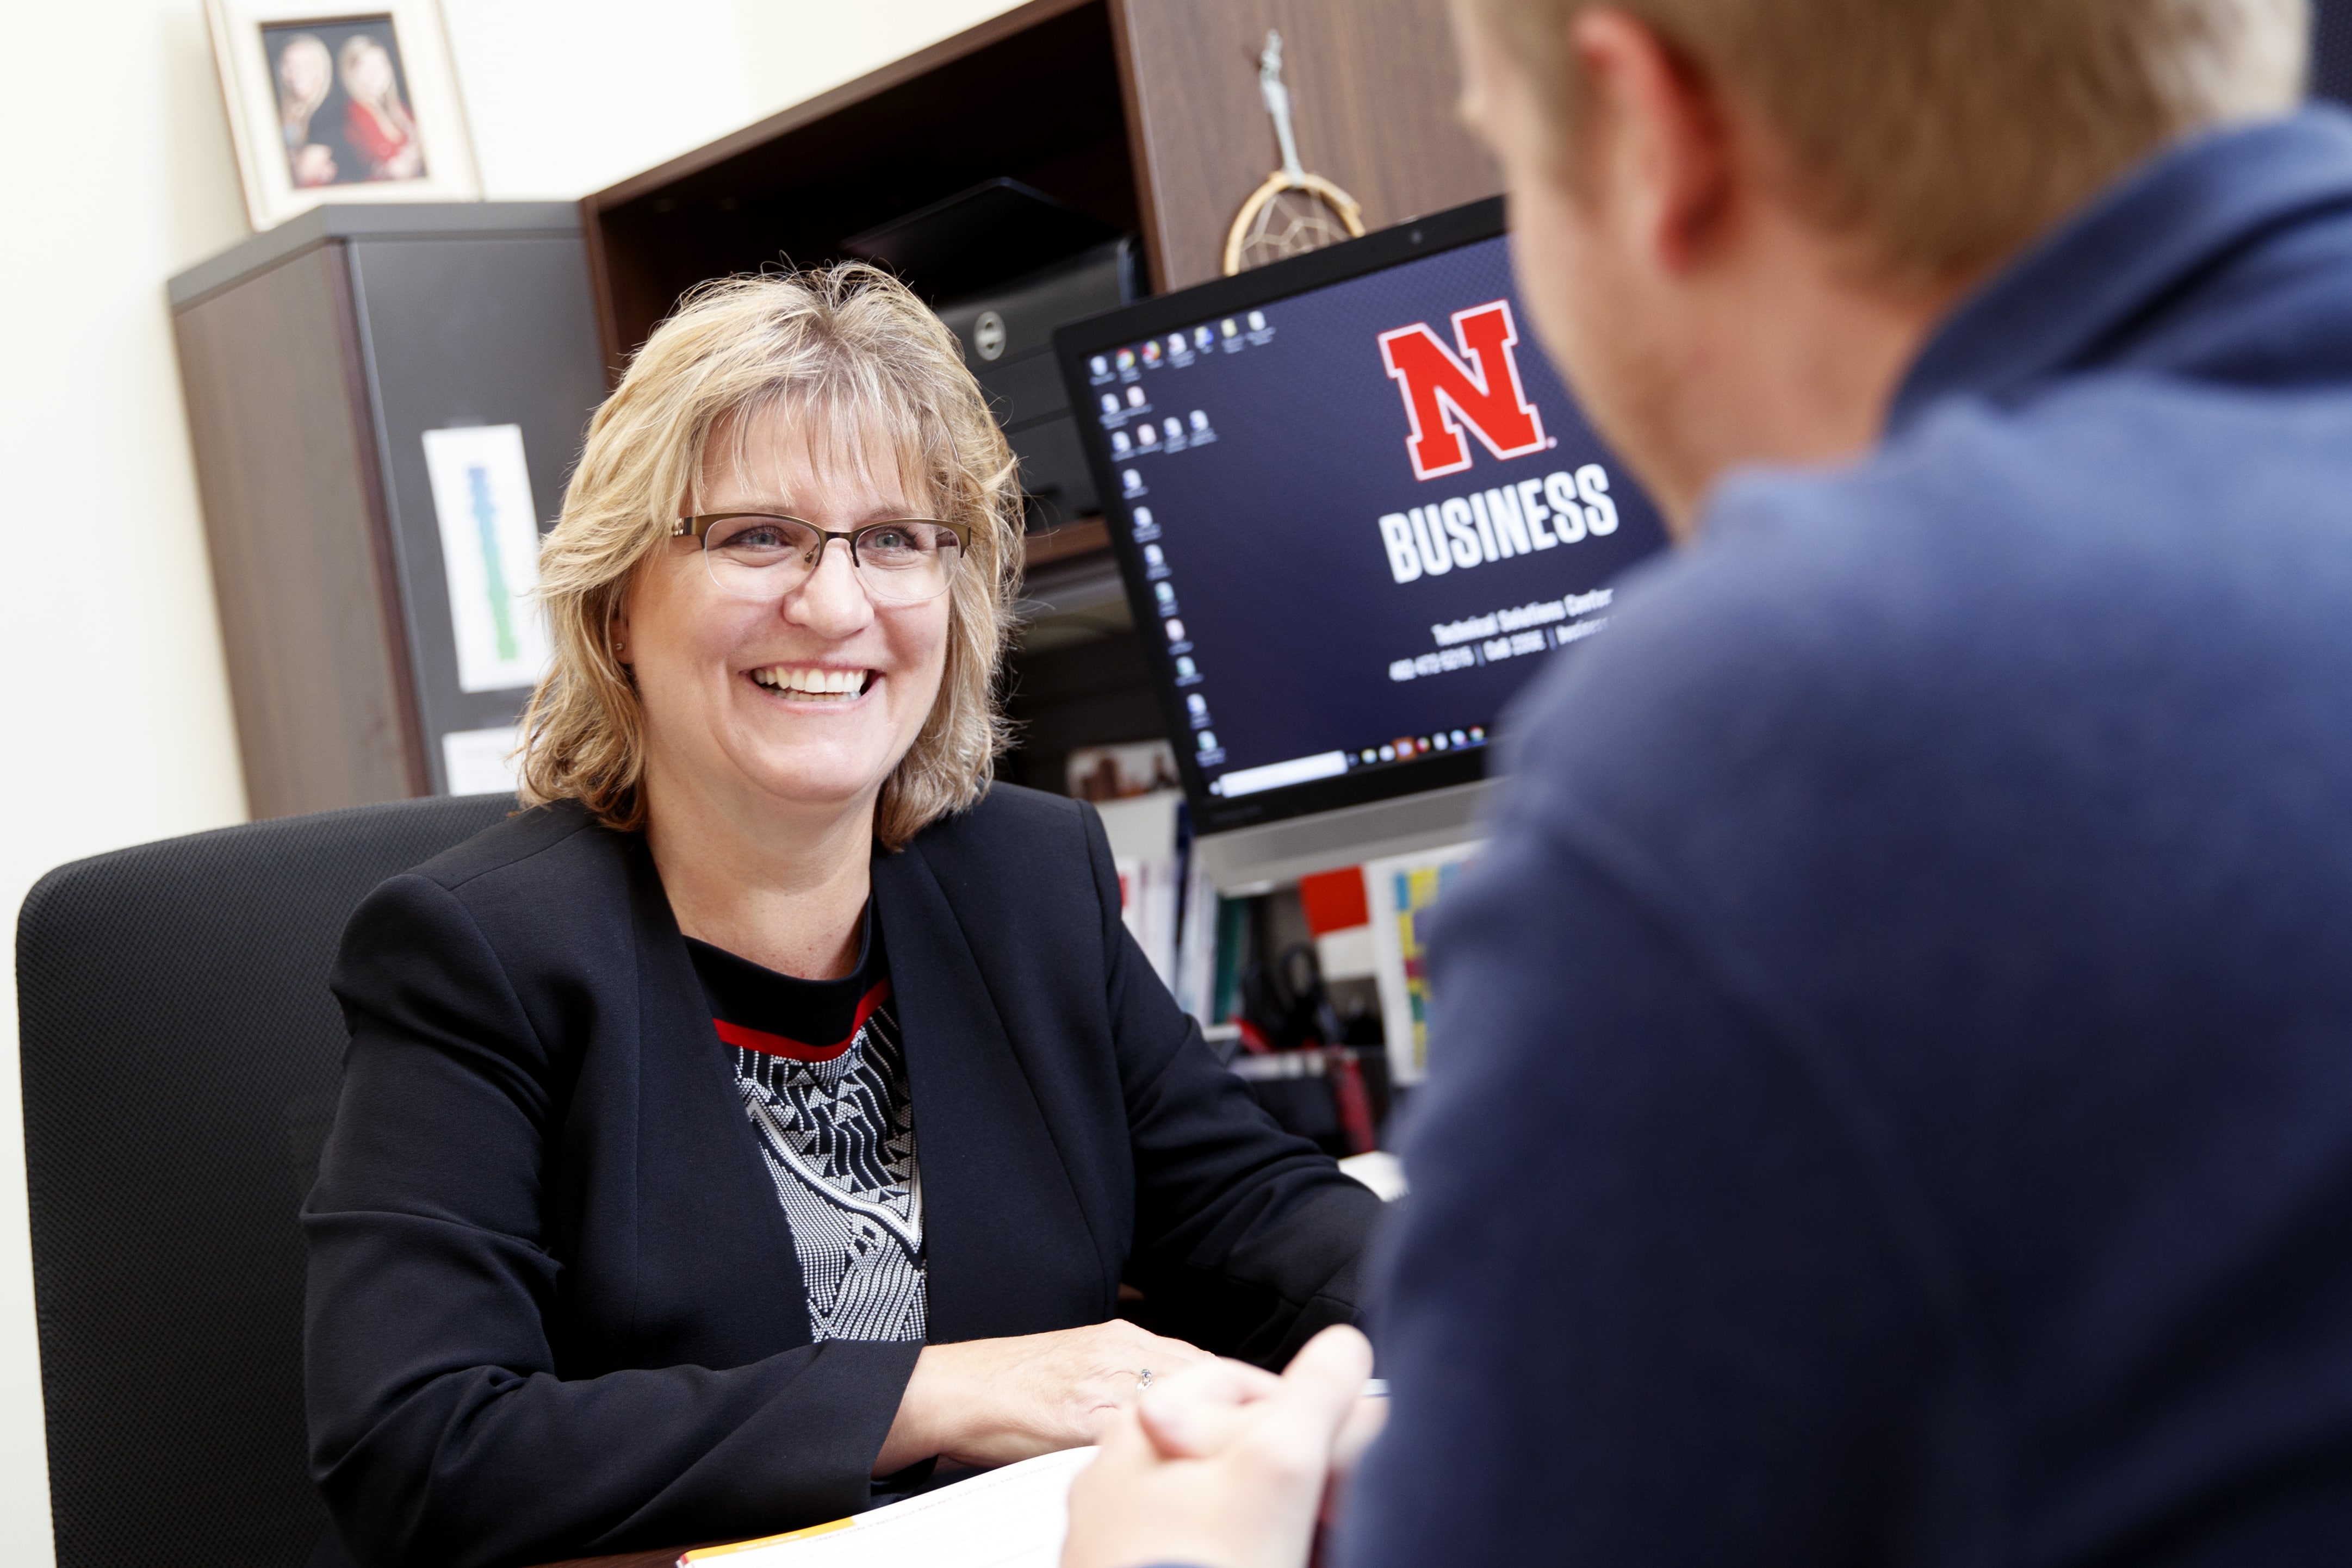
[1054,198,1670,837]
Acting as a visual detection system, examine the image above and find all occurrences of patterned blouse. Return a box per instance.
[685,909,925,1342]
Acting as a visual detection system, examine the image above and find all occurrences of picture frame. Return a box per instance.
[206,0,481,230]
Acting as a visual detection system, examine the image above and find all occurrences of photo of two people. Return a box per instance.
[266,16,426,189]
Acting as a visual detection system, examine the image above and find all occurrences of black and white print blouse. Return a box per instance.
[686,909,925,1343]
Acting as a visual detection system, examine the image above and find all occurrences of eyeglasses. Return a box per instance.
[674,513,970,606]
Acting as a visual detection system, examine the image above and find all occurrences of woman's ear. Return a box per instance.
[609,603,632,666]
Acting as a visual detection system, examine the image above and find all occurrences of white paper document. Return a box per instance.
[682,1446,1095,1566]
[421,424,551,694]
[440,726,522,797]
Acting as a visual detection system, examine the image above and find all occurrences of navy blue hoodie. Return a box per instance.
[1350,110,2352,1567]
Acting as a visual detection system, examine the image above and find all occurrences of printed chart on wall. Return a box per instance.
[441,724,522,797]
[421,424,551,693]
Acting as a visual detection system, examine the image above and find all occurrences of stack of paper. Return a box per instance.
[680,1446,1097,1567]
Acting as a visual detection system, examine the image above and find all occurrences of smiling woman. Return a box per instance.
[299,266,1383,1568]
[522,267,1017,853]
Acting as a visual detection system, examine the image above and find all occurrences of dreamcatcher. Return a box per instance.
[1223,31,1367,275]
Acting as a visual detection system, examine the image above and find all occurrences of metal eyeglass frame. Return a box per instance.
[673,513,973,604]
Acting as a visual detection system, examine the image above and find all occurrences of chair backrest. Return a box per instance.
[15,794,518,1568]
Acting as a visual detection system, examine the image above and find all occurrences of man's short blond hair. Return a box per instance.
[1474,0,2310,286]
[517,264,1020,849]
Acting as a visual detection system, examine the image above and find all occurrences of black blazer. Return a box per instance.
[303,786,1380,1568]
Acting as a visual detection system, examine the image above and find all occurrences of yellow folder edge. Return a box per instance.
[679,1515,855,1562]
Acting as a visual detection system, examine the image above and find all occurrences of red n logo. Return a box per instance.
[1377,300,1549,481]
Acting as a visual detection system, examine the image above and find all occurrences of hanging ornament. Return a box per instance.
[1223,30,1367,276]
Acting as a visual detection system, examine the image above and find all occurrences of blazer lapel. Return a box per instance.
[620,834,815,1367]
[874,842,1112,1344]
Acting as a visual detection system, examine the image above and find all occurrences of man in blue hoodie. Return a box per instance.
[1064,1,2352,1565]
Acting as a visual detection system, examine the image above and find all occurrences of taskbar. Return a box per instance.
[1207,725,1491,799]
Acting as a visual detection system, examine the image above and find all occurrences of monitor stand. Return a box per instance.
[1196,778,1497,894]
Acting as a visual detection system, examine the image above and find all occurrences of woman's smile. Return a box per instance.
[747,663,876,704]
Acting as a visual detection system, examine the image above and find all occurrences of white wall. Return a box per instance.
[448,0,755,198]
[0,3,1017,1559]
[0,8,251,1557]
[737,0,1031,116]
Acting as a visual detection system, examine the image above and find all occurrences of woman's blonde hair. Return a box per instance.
[517,264,1021,849]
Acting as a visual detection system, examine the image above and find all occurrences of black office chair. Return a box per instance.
[16,793,517,1568]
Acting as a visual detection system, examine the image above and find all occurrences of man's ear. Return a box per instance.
[1570,7,1736,273]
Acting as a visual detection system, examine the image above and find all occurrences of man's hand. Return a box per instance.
[1060,1326,1379,1568]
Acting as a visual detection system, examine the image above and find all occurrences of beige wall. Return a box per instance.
[0,2,1016,1558]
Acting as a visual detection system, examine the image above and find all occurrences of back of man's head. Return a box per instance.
[1473,0,2311,288]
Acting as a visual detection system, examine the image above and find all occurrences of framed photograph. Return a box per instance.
[206,0,480,229]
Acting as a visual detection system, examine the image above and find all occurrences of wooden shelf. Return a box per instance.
[582,0,1134,370]
[579,0,1497,373]
[1021,515,1109,570]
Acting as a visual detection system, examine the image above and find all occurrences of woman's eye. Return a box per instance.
[719,521,795,552]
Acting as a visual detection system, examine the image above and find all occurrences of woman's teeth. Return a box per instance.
[751,665,870,700]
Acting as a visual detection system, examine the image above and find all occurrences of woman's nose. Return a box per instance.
[786,538,875,637]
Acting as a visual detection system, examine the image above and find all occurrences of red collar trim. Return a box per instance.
[713,979,892,1063]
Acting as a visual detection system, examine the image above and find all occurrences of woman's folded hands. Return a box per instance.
[874,1319,1218,1474]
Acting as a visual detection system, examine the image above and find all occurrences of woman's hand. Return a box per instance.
[874,1321,1215,1476]
[1060,1326,1378,1568]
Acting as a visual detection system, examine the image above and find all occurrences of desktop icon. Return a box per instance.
[1168,334,1186,356]
[1451,730,1468,748]
[1141,340,1161,364]
[1144,544,1165,568]
[1379,745,1397,762]
[1127,385,1147,408]
[1111,432,1132,456]
[1164,618,1186,643]
[1116,348,1136,371]
[1175,655,1197,677]
[1248,310,1267,331]
[1164,418,1182,442]
[1195,325,1214,349]
[1189,410,1210,431]
[1470,726,1486,742]
[1155,582,1176,606]
[1101,393,1119,414]
[1221,318,1239,338]
[1132,507,1152,529]
[1124,469,1144,496]
[1197,731,1218,752]
[1138,424,1158,447]
[1432,732,1450,749]
[1090,355,1109,377]
[1186,694,1208,716]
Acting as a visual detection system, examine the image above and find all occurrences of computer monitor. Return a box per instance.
[1053,197,1670,891]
